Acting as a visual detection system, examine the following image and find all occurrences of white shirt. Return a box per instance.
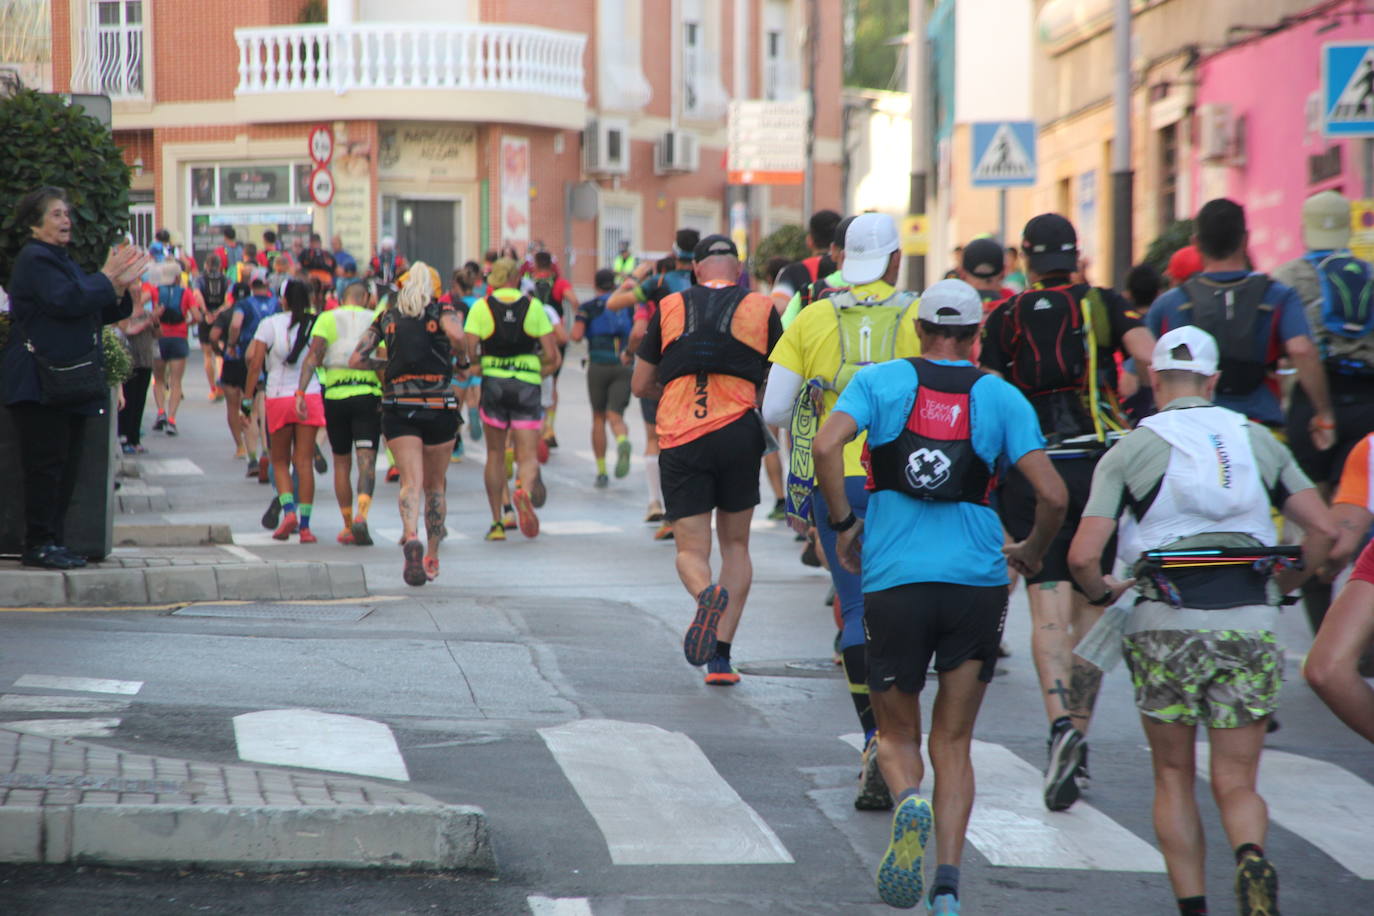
[253,312,322,399]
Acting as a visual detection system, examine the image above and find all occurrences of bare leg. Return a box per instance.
[1305,579,1374,743]
[421,438,452,557]
[607,409,628,440]
[292,422,315,507]
[151,358,167,414]
[333,452,354,518]
[1140,716,1206,899]
[482,425,510,522]
[167,358,186,422]
[222,385,244,450]
[671,512,713,598]
[269,426,294,499]
[591,410,608,462]
[390,436,424,541]
[871,687,924,798]
[927,659,991,868]
[713,507,756,643]
[1028,582,1102,733]
[1208,719,1270,851]
[201,344,219,393]
[511,427,540,493]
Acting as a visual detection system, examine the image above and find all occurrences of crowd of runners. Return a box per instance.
[106,193,1374,914]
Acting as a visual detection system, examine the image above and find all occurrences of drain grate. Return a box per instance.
[734,658,845,679]
[173,603,374,622]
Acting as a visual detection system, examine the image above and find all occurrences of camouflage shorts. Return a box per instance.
[1122,630,1283,729]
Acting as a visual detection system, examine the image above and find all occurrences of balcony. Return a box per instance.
[69,2,145,100]
[233,23,588,128]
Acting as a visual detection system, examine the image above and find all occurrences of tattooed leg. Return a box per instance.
[1068,659,1104,734]
[356,447,377,499]
[425,489,446,555]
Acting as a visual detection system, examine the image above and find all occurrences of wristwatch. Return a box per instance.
[1087,588,1115,606]
[828,511,858,533]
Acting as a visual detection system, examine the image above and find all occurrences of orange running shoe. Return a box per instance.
[272,512,298,541]
[513,487,539,538]
[298,528,318,544]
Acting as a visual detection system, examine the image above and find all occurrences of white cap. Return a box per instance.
[841,212,900,285]
[917,279,983,326]
[381,235,396,249]
[1152,326,1219,376]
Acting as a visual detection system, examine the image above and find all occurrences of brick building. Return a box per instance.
[49,0,844,287]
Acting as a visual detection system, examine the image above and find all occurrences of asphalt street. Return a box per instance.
[2,345,1372,915]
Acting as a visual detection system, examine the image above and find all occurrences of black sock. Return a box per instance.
[929,864,960,901]
[715,640,731,662]
[1177,895,1207,915]
[1051,715,1073,734]
[841,645,877,735]
[1235,843,1264,864]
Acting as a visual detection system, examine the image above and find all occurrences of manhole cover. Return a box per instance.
[735,658,845,679]
[173,603,374,622]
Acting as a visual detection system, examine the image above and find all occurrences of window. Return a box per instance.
[127,202,154,249]
[763,1,795,101]
[1158,123,1179,231]
[598,0,651,110]
[683,20,702,117]
[599,200,637,270]
[92,0,143,98]
[677,199,720,237]
[679,0,728,120]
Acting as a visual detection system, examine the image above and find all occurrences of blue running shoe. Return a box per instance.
[928,892,960,914]
[876,794,933,909]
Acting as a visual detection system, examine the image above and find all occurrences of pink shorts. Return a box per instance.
[266,393,325,434]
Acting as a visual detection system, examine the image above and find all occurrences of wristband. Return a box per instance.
[1312,417,1336,430]
[1087,588,1115,606]
[828,510,858,533]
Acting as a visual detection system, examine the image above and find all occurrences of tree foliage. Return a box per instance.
[1143,219,1195,279]
[753,225,809,276]
[845,0,909,90]
[0,87,131,284]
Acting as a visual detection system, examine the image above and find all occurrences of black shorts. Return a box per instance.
[324,394,382,454]
[586,362,632,415]
[157,337,190,361]
[382,405,458,446]
[639,395,660,425]
[219,359,248,389]
[864,582,1009,694]
[197,320,214,344]
[660,411,765,520]
[1287,379,1374,487]
[479,376,543,429]
[998,453,1114,589]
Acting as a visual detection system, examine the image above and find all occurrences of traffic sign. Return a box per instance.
[1322,43,1374,137]
[971,121,1037,188]
[308,125,334,165]
[727,100,806,186]
[309,166,335,207]
[901,215,928,256]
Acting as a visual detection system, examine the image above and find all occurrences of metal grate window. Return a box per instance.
[93,0,144,98]
[600,203,635,270]
[127,203,154,248]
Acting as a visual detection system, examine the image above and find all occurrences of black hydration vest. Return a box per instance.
[482,295,538,359]
[1180,275,1273,396]
[201,274,227,311]
[657,285,768,386]
[866,359,993,505]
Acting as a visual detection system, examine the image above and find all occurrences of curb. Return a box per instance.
[0,562,368,608]
[113,524,233,547]
[0,804,494,871]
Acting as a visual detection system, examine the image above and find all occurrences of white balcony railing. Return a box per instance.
[234,24,587,100]
[70,22,145,99]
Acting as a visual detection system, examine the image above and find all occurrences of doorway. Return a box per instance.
[387,197,463,282]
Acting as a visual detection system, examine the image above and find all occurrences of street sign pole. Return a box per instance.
[1110,0,1133,290]
[906,0,929,292]
[998,188,1008,249]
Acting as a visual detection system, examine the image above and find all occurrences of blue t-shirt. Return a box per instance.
[834,359,1045,592]
[1146,270,1310,425]
[233,294,279,356]
[333,249,357,273]
[576,294,633,364]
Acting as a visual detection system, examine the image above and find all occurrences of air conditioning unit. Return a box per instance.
[655,130,700,174]
[583,118,629,175]
[1198,103,1233,163]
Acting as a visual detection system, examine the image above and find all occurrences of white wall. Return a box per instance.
[356,0,473,22]
[954,0,1032,122]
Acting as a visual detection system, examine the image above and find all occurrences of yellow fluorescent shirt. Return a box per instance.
[769,280,922,478]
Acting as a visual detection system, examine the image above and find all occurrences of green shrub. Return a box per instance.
[753,225,809,278]
[1143,219,1195,279]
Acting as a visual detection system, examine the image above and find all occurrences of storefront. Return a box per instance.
[185,160,316,269]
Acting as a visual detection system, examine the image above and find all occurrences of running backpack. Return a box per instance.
[382,303,451,380]
[483,296,537,358]
[827,290,916,392]
[323,307,377,369]
[532,276,556,309]
[199,274,227,311]
[158,285,185,324]
[1180,275,1273,396]
[1303,251,1374,372]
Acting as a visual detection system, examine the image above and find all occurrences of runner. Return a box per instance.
[813,279,1067,912]
[631,234,781,686]
[1067,325,1335,916]
[779,215,854,329]
[763,211,921,810]
[525,250,577,449]
[980,212,1157,810]
[349,262,465,585]
[208,280,252,459]
[243,281,322,543]
[196,255,229,401]
[439,269,478,462]
[571,268,634,488]
[464,257,561,541]
[296,280,383,546]
[225,277,280,480]
[1306,538,1374,744]
[149,260,203,437]
[957,238,1016,312]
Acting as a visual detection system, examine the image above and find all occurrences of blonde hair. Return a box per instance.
[487,257,520,289]
[155,260,181,286]
[395,261,437,318]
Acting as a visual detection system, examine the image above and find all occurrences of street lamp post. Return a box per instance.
[1110,0,1133,288]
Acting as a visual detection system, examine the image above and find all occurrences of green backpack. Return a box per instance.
[827,290,918,392]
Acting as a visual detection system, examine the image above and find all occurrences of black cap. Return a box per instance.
[250,276,268,289]
[694,234,738,262]
[961,238,1005,278]
[594,268,616,291]
[1021,214,1078,273]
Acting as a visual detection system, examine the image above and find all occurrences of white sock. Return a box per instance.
[645,454,662,504]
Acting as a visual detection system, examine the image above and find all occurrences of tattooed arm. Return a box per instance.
[348,324,387,372]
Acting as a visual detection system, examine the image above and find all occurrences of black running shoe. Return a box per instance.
[1044,724,1084,812]
[1235,852,1278,916]
[261,497,282,530]
[314,445,327,474]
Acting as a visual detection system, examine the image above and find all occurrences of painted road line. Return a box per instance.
[233,709,410,781]
[135,458,204,476]
[2,718,122,738]
[374,526,470,544]
[527,897,594,916]
[14,675,143,695]
[0,695,131,714]
[538,521,623,536]
[539,718,793,865]
[1196,744,1374,879]
[218,544,266,563]
[841,734,1164,872]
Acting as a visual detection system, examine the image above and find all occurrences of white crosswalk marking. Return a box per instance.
[540,719,794,865]
[14,675,143,695]
[136,458,204,476]
[527,897,595,916]
[0,695,131,714]
[2,718,122,738]
[233,709,410,781]
[538,521,623,535]
[1195,743,1374,879]
[840,734,1164,872]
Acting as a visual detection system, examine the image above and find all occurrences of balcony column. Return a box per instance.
[328,0,353,27]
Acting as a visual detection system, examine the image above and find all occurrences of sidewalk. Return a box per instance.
[0,725,492,871]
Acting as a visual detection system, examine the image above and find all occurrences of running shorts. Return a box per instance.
[639,394,660,426]
[266,392,324,434]
[1286,381,1374,487]
[998,453,1114,589]
[863,582,1008,695]
[1122,629,1283,728]
[219,359,248,390]
[157,337,190,361]
[324,393,382,455]
[659,411,764,520]
[382,405,459,446]
[587,362,632,415]
[479,376,542,430]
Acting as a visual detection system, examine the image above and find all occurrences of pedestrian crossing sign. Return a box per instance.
[971,121,1037,188]
[1322,43,1374,137]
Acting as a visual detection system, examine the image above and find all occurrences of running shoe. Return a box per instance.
[653,522,674,541]
[704,655,741,686]
[424,556,439,582]
[595,473,609,489]
[768,498,786,521]
[299,528,318,544]
[1044,724,1085,812]
[1235,852,1278,916]
[856,734,894,811]
[258,455,270,485]
[513,487,539,538]
[152,412,166,431]
[350,519,373,546]
[485,522,507,542]
[235,444,247,459]
[261,497,282,530]
[468,407,482,441]
[121,443,137,455]
[684,584,729,666]
[246,459,259,479]
[546,435,559,449]
[164,419,178,436]
[645,501,664,523]
[211,387,224,402]
[451,439,465,463]
[875,794,933,909]
[615,438,632,478]
[801,536,822,567]
[502,504,517,529]
[927,893,960,915]
[386,466,400,483]
[314,445,328,474]
[1076,745,1091,790]
[531,470,547,508]
[402,538,426,587]
[272,511,299,541]
[337,529,356,545]
[536,437,550,465]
